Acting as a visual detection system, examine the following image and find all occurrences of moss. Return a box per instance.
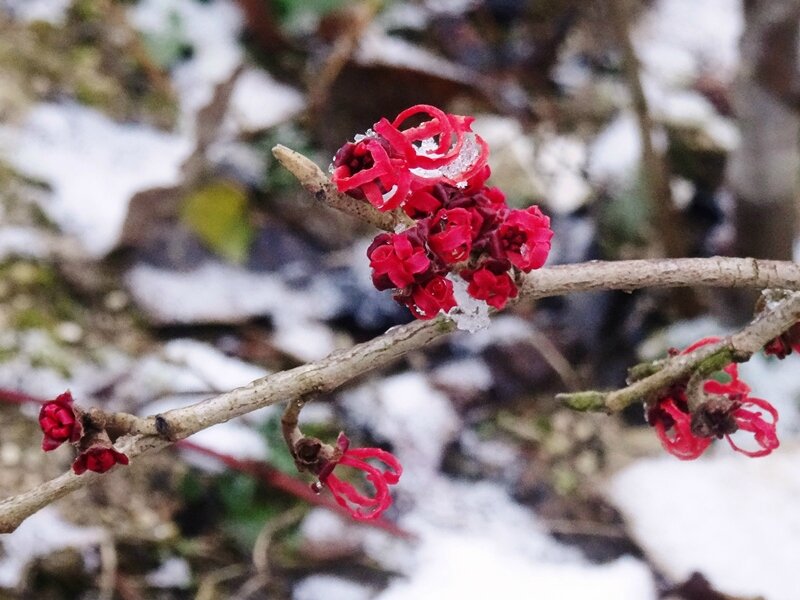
[0,11,178,129]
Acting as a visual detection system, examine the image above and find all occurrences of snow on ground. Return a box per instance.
[223,68,305,136]
[0,506,107,588]
[317,372,658,599]
[0,227,50,261]
[126,261,343,324]
[635,0,743,87]
[296,478,657,600]
[341,372,461,481]
[608,448,800,600]
[586,111,642,189]
[145,556,192,589]
[130,0,243,128]
[0,103,192,257]
[0,0,69,24]
[356,27,472,83]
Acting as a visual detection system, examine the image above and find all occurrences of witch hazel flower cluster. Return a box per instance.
[331,104,553,319]
[646,338,780,460]
[39,391,129,474]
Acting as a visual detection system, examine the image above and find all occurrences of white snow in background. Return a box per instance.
[271,317,338,363]
[0,507,106,588]
[608,449,800,600]
[0,103,192,257]
[536,134,592,214]
[162,338,268,391]
[472,115,543,202]
[224,68,305,135]
[452,314,535,353]
[431,358,493,392]
[356,27,472,82]
[294,575,374,600]
[635,0,743,86]
[145,557,192,589]
[586,112,641,188]
[141,393,270,469]
[126,261,343,325]
[340,372,461,480]
[0,0,69,23]
[131,0,243,128]
[0,227,49,260]
[739,354,800,435]
[296,479,656,600]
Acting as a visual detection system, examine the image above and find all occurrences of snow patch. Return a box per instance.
[0,103,191,257]
[145,557,192,589]
[608,449,800,600]
[0,227,50,260]
[364,480,656,599]
[162,338,268,392]
[431,358,493,392]
[0,507,106,588]
[224,68,305,135]
[587,112,641,188]
[635,0,743,86]
[340,372,460,481]
[126,261,343,325]
[356,27,472,83]
[0,0,69,24]
[294,574,373,600]
[130,0,243,128]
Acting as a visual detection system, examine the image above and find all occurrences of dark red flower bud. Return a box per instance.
[763,322,800,359]
[428,207,482,264]
[72,445,129,475]
[395,275,457,319]
[368,232,431,290]
[495,206,553,272]
[462,266,518,309]
[39,391,83,451]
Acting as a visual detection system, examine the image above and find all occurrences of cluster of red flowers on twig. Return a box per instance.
[763,322,800,359]
[332,104,553,319]
[646,338,780,460]
[38,391,129,474]
[311,432,402,521]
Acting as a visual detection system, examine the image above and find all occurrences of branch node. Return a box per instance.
[557,391,610,413]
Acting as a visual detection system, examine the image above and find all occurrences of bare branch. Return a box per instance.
[558,291,800,412]
[271,145,414,232]
[3,145,800,533]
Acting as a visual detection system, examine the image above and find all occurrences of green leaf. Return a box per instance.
[181,180,254,264]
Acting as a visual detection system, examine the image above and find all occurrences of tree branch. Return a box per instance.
[2,146,800,533]
[558,291,800,412]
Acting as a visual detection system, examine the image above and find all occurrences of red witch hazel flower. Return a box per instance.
[334,103,553,321]
[763,322,800,359]
[39,391,83,451]
[647,337,780,460]
[72,443,129,475]
[461,265,518,310]
[313,433,402,521]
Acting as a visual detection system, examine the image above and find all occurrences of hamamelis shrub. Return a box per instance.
[29,104,800,523]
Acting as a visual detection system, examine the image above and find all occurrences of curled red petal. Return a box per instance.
[344,447,403,485]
